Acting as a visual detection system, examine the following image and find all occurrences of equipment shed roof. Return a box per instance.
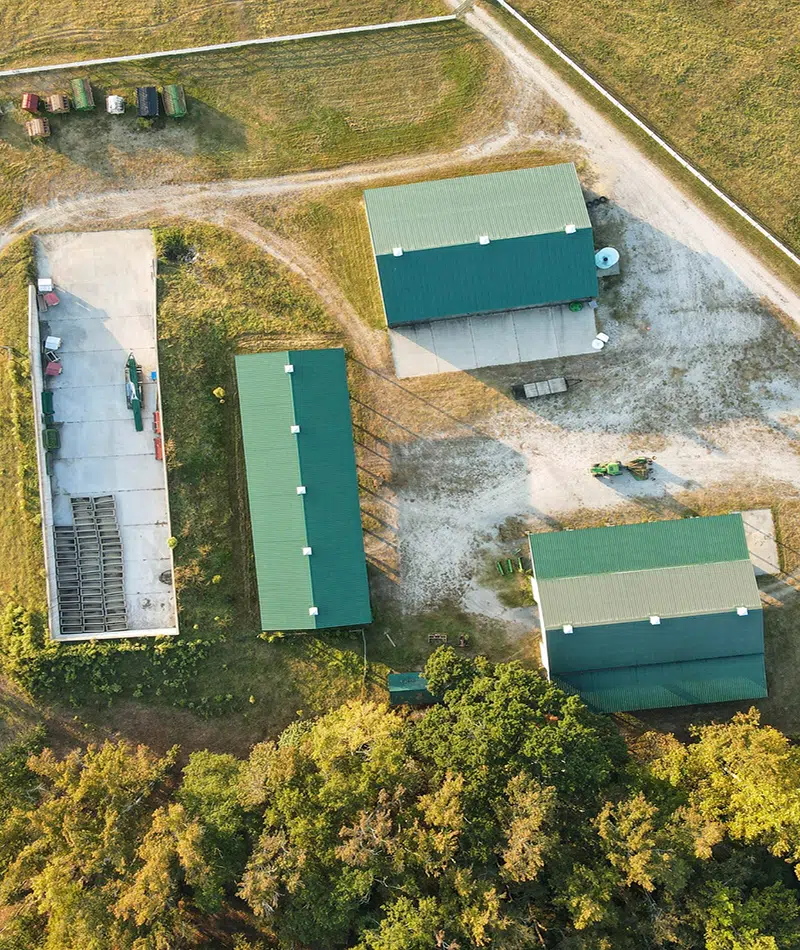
[235,349,371,632]
[530,513,766,713]
[364,163,599,328]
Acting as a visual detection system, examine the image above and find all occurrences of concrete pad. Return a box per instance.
[390,303,598,378]
[741,508,781,575]
[514,307,559,362]
[35,231,177,640]
[430,317,478,371]
[470,311,519,367]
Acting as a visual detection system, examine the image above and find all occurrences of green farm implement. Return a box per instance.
[125,353,144,432]
[590,457,655,480]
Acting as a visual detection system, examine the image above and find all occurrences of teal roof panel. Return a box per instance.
[530,514,751,581]
[546,609,764,675]
[290,349,372,629]
[375,230,598,326]
[364,163,591,254]
[556,653,768,712]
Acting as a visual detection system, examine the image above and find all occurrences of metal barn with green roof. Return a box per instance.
[528,514,767,712]
[235,349,371,631]
[363,163,598,328]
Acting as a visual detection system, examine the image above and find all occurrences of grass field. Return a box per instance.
[504,0,800,253]
[0,0,445,70]
[0,21,503,225]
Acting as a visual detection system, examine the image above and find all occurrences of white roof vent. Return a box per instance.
[392,246,403,257]
[302,546,312,556]
[562,624,573,634]
[296,486,306,495]
[565,223,577,234]
[479,235,490,245]
[737,606,749,616]
[284,364,294,374]
[649,615,661,625]
[290,424,300,434]
[309,606,319,616]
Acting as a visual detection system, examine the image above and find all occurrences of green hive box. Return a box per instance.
[70,77,94,111]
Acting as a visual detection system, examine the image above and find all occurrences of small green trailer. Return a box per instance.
[162,84,187,118]
[70,77,94,111]
[387,672,437,707]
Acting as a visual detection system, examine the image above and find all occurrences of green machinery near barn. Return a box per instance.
[387,673,437,707]
[70,77,94,111]
[162,84,187,118]
[125,353,144,432]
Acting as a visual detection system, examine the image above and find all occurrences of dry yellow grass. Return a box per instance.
[506,0,800,252]
[0,22,502,225]
[0,0,445,70]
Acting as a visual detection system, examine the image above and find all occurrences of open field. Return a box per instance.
[0,0,445,70]
[0,21,503,225]
[502,0,800,253]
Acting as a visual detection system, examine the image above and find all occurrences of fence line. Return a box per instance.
[0,14,458,78]
[491,0,800,270]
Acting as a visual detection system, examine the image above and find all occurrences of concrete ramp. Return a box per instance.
[390,303,597,378]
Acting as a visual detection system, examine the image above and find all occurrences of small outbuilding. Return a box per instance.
[162,84,186,117]
[136,86,159,118]
[45,94,70,114]
[529,513,767,713]
[106,95,125,115]
[387,672,437,706]
[21,93,40,113]
[26,118,50,139]
[70,77,94,111]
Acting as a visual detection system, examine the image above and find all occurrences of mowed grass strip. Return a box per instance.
[0,22,503,225]
[505,0,800,251]
[0,240,45,613]
[0,0,446,70]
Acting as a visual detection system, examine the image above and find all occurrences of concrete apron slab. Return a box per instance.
[740,508,781,576]
[390,303,598,378]
[34,230,177,640]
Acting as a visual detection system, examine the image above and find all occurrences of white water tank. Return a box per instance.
[595,246,620,269]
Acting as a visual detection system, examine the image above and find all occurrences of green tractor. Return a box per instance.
[590,460,623,477]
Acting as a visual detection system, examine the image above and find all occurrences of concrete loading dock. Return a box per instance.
[31,231,178,640]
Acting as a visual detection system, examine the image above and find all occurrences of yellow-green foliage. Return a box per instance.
[0,240,44,612]
[511,0,800,249]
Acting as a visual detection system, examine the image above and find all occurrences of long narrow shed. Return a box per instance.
[235,348,372,631]
[529,514,767,712]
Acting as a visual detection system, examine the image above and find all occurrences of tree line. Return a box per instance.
[1,648,799,949]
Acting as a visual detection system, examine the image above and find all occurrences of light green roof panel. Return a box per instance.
[530,514,750,581]
[539,560,761,629]
[235,352,313,631]
[235,350,371,632]
[364,164,591,255]
[556,653,768,713]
